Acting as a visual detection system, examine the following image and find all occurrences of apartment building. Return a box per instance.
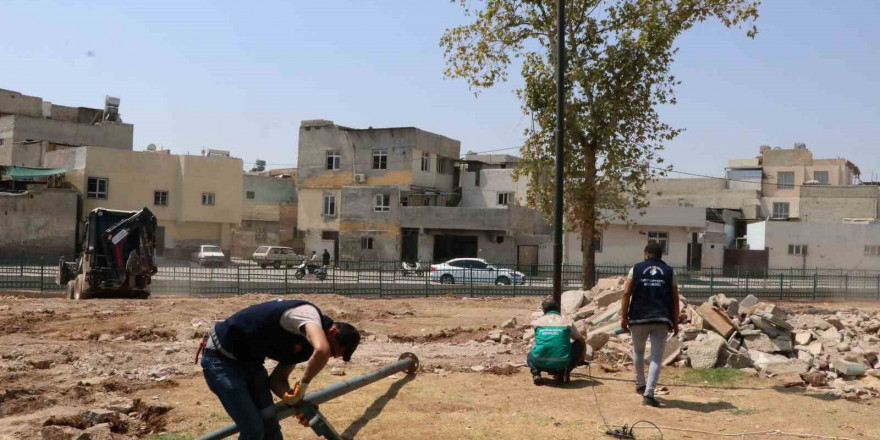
[44,147,243,258]
[0,89,133,167]
[231,172,302,258]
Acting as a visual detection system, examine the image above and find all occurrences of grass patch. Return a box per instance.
[145,434,193,440]
[679,368,747,386]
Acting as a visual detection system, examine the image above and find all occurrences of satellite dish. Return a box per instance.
[147,143,157,151]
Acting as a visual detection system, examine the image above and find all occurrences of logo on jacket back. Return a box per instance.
[641,266,666,287]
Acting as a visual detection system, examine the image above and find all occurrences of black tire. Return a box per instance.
[440,274,455,284]
[317,272,327,281]
[495,276,511,286]
[132,290,151,299]
[259,264,266,269]
[294,270,305,280]
[274,261,282,269]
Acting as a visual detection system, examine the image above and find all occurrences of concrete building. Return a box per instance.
[563,207,719,268]
[0,89,133,167]
[459,153,529,209]
[231,173,302,258]
[748,220,880,270]
[44,146,243,259]
[798,185,879,223]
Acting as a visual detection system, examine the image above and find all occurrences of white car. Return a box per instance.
[429,258,525,285]
[196,245,227,267]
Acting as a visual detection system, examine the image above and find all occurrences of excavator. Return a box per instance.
[57,208,159,300]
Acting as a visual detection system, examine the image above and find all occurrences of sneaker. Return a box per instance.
[642,395,661,407]
[532,374,541,385]
[635,385,646,395]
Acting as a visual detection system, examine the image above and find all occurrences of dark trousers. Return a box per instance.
[527,340,585,377]
[201,352,283,440]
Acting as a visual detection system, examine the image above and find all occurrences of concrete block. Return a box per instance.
[751,316,780,338]
[594,289,625,308]
[743,333,777,353]
[833,359,867,376]
[663,338,682,366]
[726,299,740,318]
[796,315,831,331]
[797,350,814,363]
[765,359,810,376]
[794,331,812,346]
[561,290,587,316]
[826,316,845,331]
[820,327,841,344]
[748,349,789,370]
[586,331,611,351]
[594,276,625,292]
[589,302,622,326]
[750,302,789,320]
[725,351,753,369]
[739,294,759,312]
[696,303,737,339]
[687,334,726,368]
[572,304,598,320]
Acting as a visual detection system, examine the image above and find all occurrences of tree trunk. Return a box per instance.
[581,143,598,290]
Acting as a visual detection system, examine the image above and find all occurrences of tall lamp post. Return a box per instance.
[552,0,566,304]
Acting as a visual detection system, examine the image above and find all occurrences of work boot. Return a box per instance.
[532,374,541,385]
[564,371,571,384]
[642,395,661,407]
[553,372,565,385]
[635,385,646,395]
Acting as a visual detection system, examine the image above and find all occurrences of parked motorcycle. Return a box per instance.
[294,261,327,281]
[401,260,422,277]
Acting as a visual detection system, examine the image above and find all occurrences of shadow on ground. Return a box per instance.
[659,398,736,413]
[341,375,415,440]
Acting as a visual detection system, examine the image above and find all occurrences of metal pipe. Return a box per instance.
[195,353,420,440]
[552,0,566,304]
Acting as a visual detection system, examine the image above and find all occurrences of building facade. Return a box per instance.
[0,89,133,167]
[231,173,302,258]
[44,147,243,259]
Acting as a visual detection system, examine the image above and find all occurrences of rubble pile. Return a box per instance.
[526,276,880,400]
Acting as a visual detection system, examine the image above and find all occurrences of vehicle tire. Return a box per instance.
[286,264,294,269]
[274,261,282,269]
[65,280,75,300]
[259,264,266,269]
[132,290,151,299]
[317,272,327,281]
[294,269,305,280]
[495,276,511,286]
[440,274,455,284]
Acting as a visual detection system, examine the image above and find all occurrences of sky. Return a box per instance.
[2,0,879,179]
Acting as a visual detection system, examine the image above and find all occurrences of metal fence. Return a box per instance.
[2,255,880,300]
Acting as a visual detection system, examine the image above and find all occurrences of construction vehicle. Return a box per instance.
[57,208,159,300]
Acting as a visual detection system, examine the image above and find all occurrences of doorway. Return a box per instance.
[321,230,339,264]
[401,228,419,262]
[432,235,478,262]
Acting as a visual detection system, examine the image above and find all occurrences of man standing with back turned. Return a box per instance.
[199,299,360,439]
[620,242,680,407]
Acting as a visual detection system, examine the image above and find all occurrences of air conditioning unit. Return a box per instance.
[354,174,366,183]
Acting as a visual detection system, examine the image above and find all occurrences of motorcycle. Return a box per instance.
[294,261,327,281]
[401,260,422,277]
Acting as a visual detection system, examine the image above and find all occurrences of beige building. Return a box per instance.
[0,89,133,167]
[748,220,880,270]
[44,147,243,258]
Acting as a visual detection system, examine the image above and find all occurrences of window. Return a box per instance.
[154,191,168,206]
[374,194,390,212]
[788,244,808,256]
[372,149,387,170]
[361,237,373,250]
[323,195,336,217]
[469,260,488,270]
[246,191,255,200]
[202,192,215,206]
[497,192,513,206]
[87,177,108,199]
[436,157,452,174]
[421,151,430,172]
[400,196,409,207]
[326,151,341,170]
[777,172,795,190]
[865,246,880,257]
[814,171,829,185]
[772,202,790,219]
[647,231,668,255]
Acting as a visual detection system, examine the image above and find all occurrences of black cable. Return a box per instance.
[587,364,612,430]
[631,420,663,440]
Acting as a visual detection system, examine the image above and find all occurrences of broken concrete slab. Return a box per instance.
[593,276,625,293]
[820,327,841,344]
[751,315,780,338]
[592,321,623,337]
[572,304,598,320]
[797,350,814,363]
[796,315,831,331]
[681,327,701,341]
[487,329,503,342]
[748,350,790,370]
[833,359,867,377]
[802,370,829,387]
[739,294,759,312]
[687,334,726,368]
[764,359,810,376]
[726,299,740,318]
[589,302,622,326]
[753,309,794,331]
[743,333,778,353]
[697,303,737,339]
[794,331,812,346]
[594,289,625,308]
[501,317,518,329]
[750,302,789,320]
[826,316,845,331]
[725,350,753,369]
[586,331,611,351]
[663,338,682,367]
[561,290,587,316]
[522,328,535,341]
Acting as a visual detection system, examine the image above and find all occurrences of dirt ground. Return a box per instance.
[1,294,878,440]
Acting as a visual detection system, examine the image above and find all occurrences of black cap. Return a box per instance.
[335,322,360,362]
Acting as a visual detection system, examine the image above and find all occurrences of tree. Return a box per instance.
[442,0,759,288]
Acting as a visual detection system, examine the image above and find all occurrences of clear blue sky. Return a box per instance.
[3,0,878,179]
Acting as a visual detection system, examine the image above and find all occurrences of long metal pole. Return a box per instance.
[195,353,419,440]
[552,0,566,304]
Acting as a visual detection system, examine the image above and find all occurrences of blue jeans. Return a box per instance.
[527,340,585,377]
[630,323,668,397]
[201,352,283,440]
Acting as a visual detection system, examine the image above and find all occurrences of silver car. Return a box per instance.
[429,258,525,285]
[252,246,301,269]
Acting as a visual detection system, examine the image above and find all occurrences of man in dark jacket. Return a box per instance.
[620,242,679,407]
[322,249,331,267]
[200,299,360,439]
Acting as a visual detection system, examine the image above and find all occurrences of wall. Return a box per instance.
[460,169,529,208]
[0,188,79,256]
[647,178,761,218]
[411,129,459,190]
[764,221,880,270]
[243,174,297,204]
[564,226,694,267]
[0,89,43,118]
[339,186,402,260]
[299,188,341,254]
[799,186,879,222]
[747,221,766,249]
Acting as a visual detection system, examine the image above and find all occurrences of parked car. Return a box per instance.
[196,245,227,267]
[252,246,301,268]
[429,258,525,285]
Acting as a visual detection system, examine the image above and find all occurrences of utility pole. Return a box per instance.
[552,0,566,304]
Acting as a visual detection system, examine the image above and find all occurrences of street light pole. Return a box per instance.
[552,0,566,304]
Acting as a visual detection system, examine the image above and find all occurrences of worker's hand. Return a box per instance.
[295,409,312,427]
[620,317,629,333]
[672,324,680,337]
[282,380,308,406]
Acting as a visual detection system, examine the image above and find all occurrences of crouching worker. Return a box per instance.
[197,299,360,439]
[527,297,588,385]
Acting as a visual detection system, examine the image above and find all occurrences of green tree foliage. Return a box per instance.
[442,0,759,287]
